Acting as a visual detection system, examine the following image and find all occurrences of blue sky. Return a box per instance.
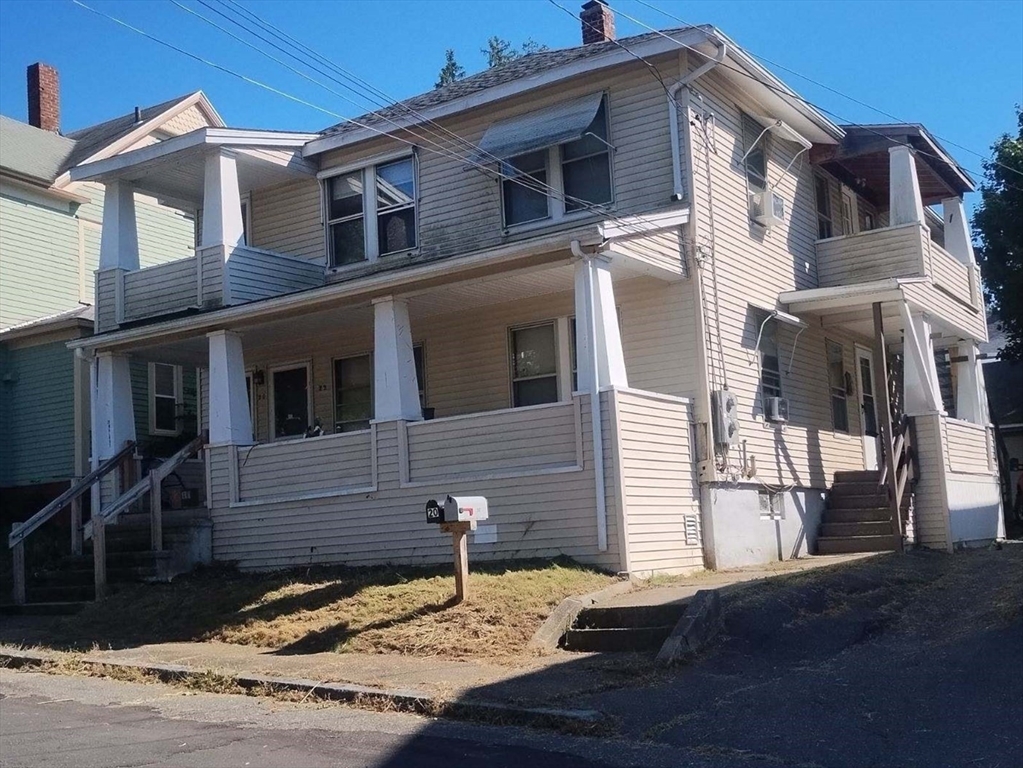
[0,0,1020,197]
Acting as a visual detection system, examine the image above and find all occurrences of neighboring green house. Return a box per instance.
[0,63,220,517]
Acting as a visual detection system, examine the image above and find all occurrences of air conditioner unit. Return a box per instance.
[751,186,786,229]
[712,389,740,447]
[766,396,789,424]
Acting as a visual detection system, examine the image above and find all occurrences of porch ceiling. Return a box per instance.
[120,257,652,367]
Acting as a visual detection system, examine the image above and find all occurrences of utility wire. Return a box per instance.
[632,0,1022,181]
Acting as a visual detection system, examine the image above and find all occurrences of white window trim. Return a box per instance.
[500,94,616,232]
[508,319,579,408]
[148,362,184,437]
[268,361,313,441]
[321,151,419,272]
[240,192,252,246]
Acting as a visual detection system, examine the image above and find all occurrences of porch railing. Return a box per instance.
[7,441,136,605]
[880,416,917,542]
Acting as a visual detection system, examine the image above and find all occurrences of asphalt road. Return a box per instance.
[0,671,720,768]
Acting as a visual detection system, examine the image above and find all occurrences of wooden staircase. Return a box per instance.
[817,470,900,554]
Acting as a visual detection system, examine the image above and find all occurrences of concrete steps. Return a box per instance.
[817,534,899,555]
[561,601,689,653]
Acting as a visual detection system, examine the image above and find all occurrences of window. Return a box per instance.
[759,318,782,400]
[334,354,373,433]
[413,344,426,408]
[325,156,416,267]
[561,98,612,213]
[827,340,849,433]
[240,194,252,246]
[741,113,769,216]
[815,175,833,239]
[149,363,182,435]
[840,189,856,235]
[861,210,876,232]
[759,490,784,521]
[511,323,559,407]
[244,371,256,440]
[500,97,612,228]
[270,364,310,439]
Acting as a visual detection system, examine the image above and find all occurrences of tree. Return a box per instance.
[973,106,1023,360]
[434,49,465,89]
[482,36,518,69]
[520,38,550,56]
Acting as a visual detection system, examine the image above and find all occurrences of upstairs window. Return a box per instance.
[325,155,417,267]
[815,175,834,239]
[741,113,770,215]
[498,94,613,228]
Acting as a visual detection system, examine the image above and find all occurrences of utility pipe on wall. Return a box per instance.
[668,37,727,201]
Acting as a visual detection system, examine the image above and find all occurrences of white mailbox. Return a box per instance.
[443,495,489,524]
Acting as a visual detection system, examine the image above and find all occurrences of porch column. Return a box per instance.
[90,352,136,465]
[888,146,926,227]
[899,302,944,416]
[201,149,245,249]
[573,256,628,391]
[207,330,253,444]
[955,343,989,425]
[98,180,140,272]
[373,297,421,422]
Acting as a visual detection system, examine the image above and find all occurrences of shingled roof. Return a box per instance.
[319,26,703,140]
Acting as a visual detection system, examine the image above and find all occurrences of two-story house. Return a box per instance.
[0,63,220,520]
[21,2,1000,583]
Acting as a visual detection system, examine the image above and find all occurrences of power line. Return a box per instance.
[627,0,1023,182]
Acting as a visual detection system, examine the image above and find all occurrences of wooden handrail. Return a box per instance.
[8,441,136,549]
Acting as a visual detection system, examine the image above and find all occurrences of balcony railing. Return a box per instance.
[815,222,978,309]
[98,245,325,331]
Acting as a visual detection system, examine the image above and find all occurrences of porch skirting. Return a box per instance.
[199,389,703,575]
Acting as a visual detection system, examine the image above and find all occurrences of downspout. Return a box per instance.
[571,239,608,552]
[669,38,727,201]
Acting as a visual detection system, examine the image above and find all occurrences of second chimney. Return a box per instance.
[27,62,60,133]
[581,1,615,44]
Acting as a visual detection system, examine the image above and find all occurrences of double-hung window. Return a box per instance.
[270,364,311,439]
[149,363,182,436]
[815,175,834,239]
[510,323,559,407]
[759,319,782,401]
[827,340,849,433]
[499,95,612,228]
[325,155,417,267]
[741,113,769,218]
[334,345,425,431]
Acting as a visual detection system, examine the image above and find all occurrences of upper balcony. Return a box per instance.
[811,125,981,313]
[70,128,325,333]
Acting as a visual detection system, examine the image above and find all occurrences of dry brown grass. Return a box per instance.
[54,558,617,660]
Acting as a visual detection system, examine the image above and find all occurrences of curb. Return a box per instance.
[527,579,634,651]
[655,589,721,665]
[0,649,604,732]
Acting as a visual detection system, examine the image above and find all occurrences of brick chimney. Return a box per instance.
[580,1,615,44]
[27,62,60,133]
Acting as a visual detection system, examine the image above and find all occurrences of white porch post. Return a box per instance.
[90,352,136,464]
[98,180,140,272]
[941,197,976,266]
[899,302,944,416]
[373,297,421,422]
[207,330,253,444]
[201,149,245,249]
[573,256,628,391]
[955,343,989,425]
[888,146,926,227]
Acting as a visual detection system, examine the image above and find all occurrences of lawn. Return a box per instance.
[50,558,617,660]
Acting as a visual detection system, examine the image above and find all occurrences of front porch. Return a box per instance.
[78,233,703,576]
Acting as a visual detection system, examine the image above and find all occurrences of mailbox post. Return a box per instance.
[426,495,488,604]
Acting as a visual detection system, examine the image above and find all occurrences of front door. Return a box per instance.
[856,347,880,470]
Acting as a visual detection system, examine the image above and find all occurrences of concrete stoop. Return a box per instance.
[561,602,687,653]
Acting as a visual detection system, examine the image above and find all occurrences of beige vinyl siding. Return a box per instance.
[611,228,687,277]
[685,63,867,488]
[900,279,987,341]
[815,223,926,287]
[160,104,213,135]
[943,418,993,475]
[911,413,951,551]
[122,258,197,321]
[225,246,324,303]
[250,178,325,262]
[207,394,622,572]
[231,275,697,444]
[612,388,702,574]
[316,55,685,269]
[925,238,974,308]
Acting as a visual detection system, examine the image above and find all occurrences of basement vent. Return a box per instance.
[759,490,785,521]
[684,515,700,547]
